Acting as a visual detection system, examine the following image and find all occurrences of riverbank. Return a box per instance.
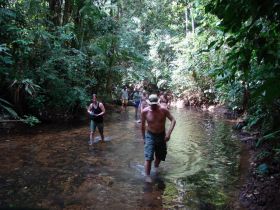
[176,101,280,210]
[238,133,280,210]
[207,105,280,210]
[0,103,120,135]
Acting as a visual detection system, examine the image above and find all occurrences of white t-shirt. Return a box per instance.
[121,89,128,99]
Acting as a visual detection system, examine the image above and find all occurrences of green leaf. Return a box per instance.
[256,130,280,147]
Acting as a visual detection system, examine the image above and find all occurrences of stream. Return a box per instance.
[0,106,247,210]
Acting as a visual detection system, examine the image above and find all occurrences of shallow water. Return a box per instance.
[0,107,245,209]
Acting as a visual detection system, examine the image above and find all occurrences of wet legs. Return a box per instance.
[145,160,152,183]
[89,131,94,145]
[154,158,161,174]
[145,158,161,177]
[99,129,104,143]
[122,101,127,111]
[154,158,161,168]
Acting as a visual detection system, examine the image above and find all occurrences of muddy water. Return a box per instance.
[0,107,245,210]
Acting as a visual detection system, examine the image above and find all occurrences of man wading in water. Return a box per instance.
[141,94,176,183]
[87,94,106,145]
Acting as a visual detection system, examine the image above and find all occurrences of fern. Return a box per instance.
[0,98,19,119]
[256,130,280,147]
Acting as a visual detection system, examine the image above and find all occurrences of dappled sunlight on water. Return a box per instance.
[0,107,244,209]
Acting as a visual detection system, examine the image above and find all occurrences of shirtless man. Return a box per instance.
[141,94,176,182]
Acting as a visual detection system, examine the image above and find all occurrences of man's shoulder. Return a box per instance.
[159,106,169,113]
[142,106,150,112]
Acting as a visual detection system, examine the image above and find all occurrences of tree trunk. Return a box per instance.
[63,0,73,25]
[73,0,85,49]
[191,7,195,34]
[106,40,116,96]
[185,6,188,38]
[117,0,123,19]
[49,0,63,26]
[242,81,249,113]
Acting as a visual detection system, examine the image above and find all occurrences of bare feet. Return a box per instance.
[154,167,159,174]
[145,176,152,183]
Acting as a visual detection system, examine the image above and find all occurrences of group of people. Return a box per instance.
[121,87,171,122]
[87,90,176,183]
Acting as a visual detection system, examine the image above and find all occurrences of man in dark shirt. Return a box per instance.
[87,94,106,145]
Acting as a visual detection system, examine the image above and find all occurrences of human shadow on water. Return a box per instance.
[140,176,166,209]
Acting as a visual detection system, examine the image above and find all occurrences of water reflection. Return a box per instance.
[162,108,241,209]
[0,107,243,210]
[138,176,166,209]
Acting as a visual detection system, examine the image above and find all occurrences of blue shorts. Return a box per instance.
[134,100,140,108]
[90,120,104,133]
[144,131,167,161]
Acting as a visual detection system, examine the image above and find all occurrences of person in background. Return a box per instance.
[121,87,129,111]
[166,92,172,109]
[132,88,141,121]
[159,92,169,109]
[87,94,106,145]
[137,91,148,123]
[141,94,176,183]
[140,91,149,111]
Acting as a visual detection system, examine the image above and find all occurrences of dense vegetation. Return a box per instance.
[1,0,279,162]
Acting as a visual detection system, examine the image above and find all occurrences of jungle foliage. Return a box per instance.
[0,0,136,122]
[0,0,279,157]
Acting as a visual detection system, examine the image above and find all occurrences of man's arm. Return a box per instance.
[141,111,146,144]
[165,110,176,142]
[140,101,146,113]
[87,104,92,114]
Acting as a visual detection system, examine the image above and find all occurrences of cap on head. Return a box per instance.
[147,94,159,105]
